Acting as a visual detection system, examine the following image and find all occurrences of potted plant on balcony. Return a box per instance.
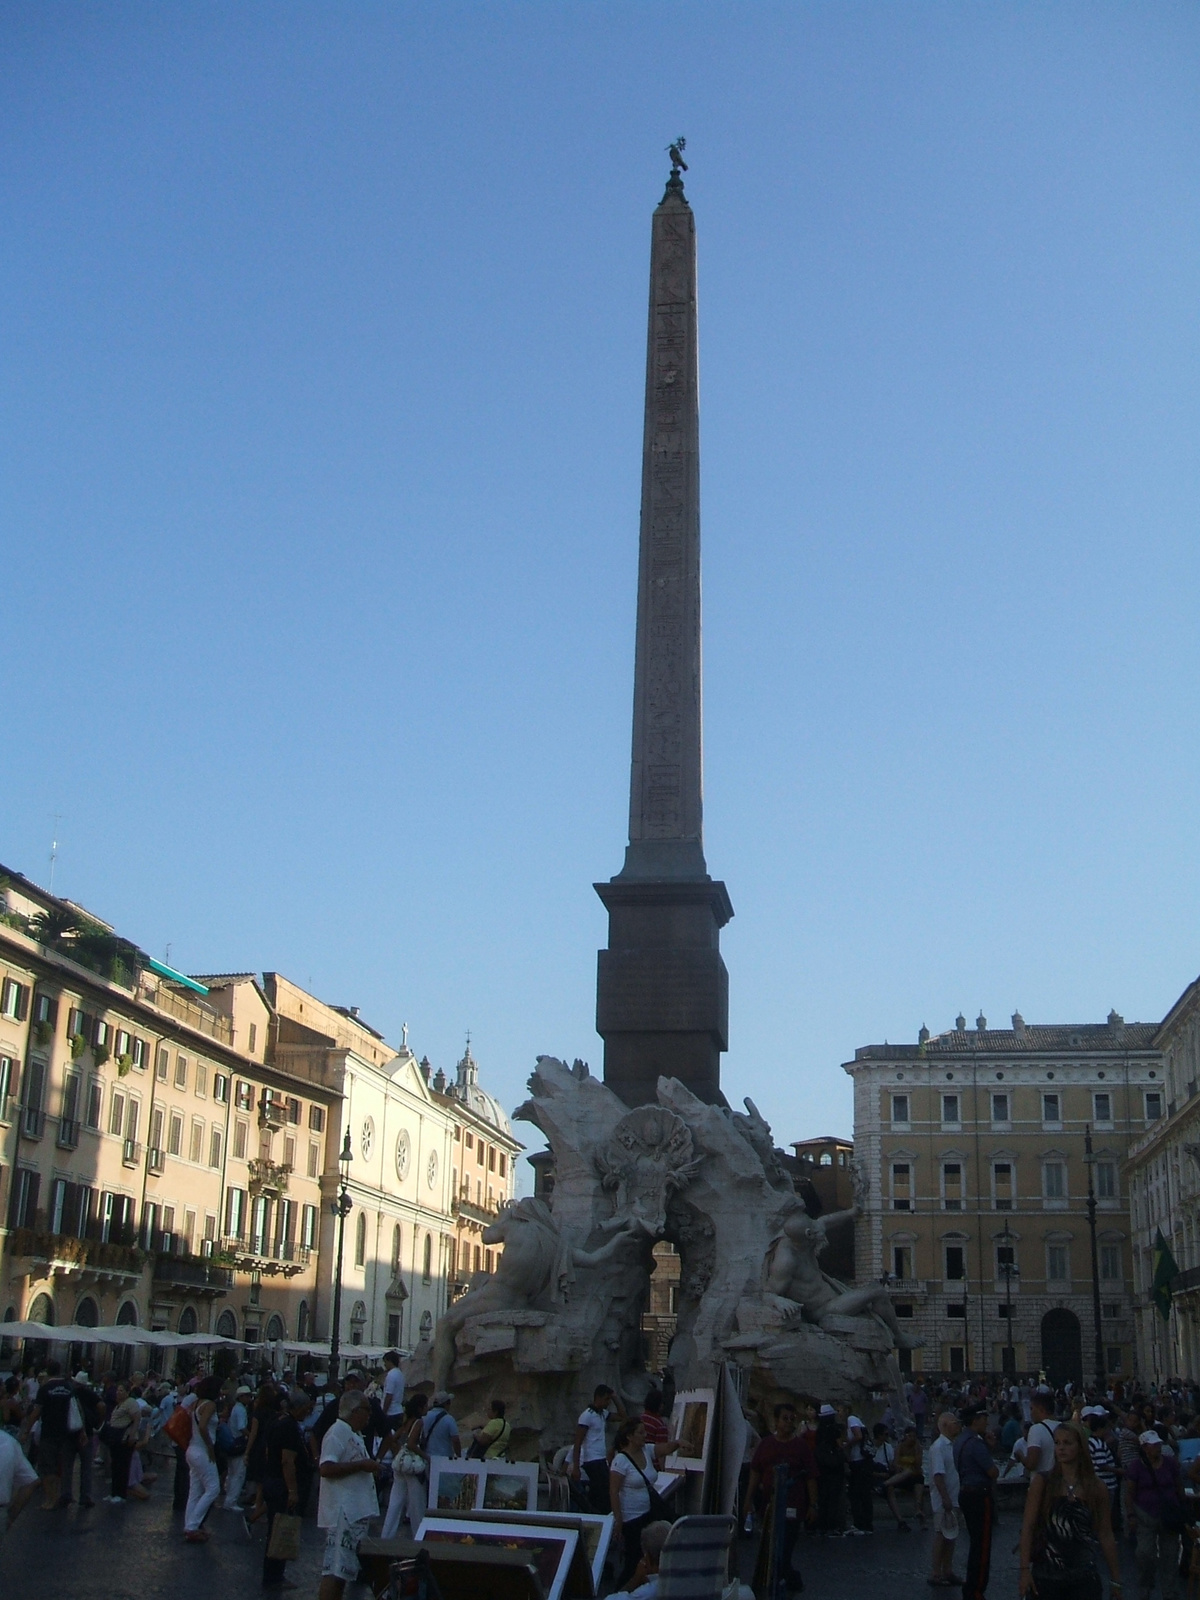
[116,1052,132,1077]
[70,1032,87,1059]
[93,1040,110,1068]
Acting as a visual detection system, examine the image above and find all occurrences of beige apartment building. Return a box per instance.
[1126,973,1200,1383]
[846,1012,1162,1384]
[0,866,520,1367]
[0,872,334,1351]
[429,1043,521,1300]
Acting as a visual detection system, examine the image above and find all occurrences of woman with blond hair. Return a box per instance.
[1019,1420,1122,1600]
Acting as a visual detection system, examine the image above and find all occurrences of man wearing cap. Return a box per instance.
[1126,1430,1185,1600]
[222,1384,253,1510]
[955,1407,997,1600]
[420,1391,461,1462]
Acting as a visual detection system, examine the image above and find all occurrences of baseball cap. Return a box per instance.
[1081,1405,1105,1418]
[1140,1430,1163,1446]
[431,1390,454,1407]
[236,1385,252,1396]
[818,1404,836,1417]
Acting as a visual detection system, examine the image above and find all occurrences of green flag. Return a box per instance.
[1152,1228,1179,1322]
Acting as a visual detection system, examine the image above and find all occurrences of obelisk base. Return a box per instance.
[595,875,732,1107]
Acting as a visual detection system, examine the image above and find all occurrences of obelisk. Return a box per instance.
[595,149,733,1108]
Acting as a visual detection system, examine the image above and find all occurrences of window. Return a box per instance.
[175,1055,188,1090]
[891,1093,910,1125]
[488,1146,496,1172]
[998,1303,1014,1318]
[477,1140,485,1167]
[150,1106,164,1155]
[0,1055,12,1113]
[1043,1093,1061,1125]
[499,1153,507,1178]
[195,1062,207,1097]
[109,1090,126,1137]
[1,978,28,1020]
[355,1212,366,1266]
[115,1029,131,1058]
[996,1243,1016,1276]
[248,1023,258,1053]
[189,1119,203,1163]
[1106,1346,1123,1374]
[236,1080,254,1112]
[891,1162,912,1211]
[945,1244,966,1281]
[948,1346,966,1374]
[1094,1092,1112,1125]
[168,1113,183,1156]
[308,1142,319,1178]
[386,1312,399,1345]
[156,1047,169,1081]
[1096,1162,1116,1200]
[7,1168,40,1229]
[233,1120,248,1159]
[284,1136,295,1170]
[86,1079,103,1130]
[34,991,56,1027]
[131,1037,146,1070]
[392,1222,402,1271]
[820,1152,832,1166]
[892,1244,913,1280]
[993,1162,1014,1210]
[225,1186,247,1239]
[210,1128,222,1168]
[1047,1245,1069,1281]
[1100,1244,1121,1280]
[423,1232,433,1282]
[301,1204,317,1249]
[1145,1091,1163,1122]
[894,1302,913,1318]
[126,1097,139,1142]
[465,1131,473,1150]
[946,1303,967,1319]
[942,1162,963,1210]
[1044,1162,1066,1201]
[286,1097,300,1125]
[942,1094,960,1125]
[1105,1302,1122,1318]
[309,1104,325,1132]
[213,1072,228,1104]
[991,1092,1009,1124]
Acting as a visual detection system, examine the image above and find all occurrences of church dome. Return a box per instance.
[447,1042,513,1137]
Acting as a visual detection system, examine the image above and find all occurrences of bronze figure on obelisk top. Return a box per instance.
[595,151,733,1109]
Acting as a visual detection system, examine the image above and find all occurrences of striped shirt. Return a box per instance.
[1088,1434,1118,1492]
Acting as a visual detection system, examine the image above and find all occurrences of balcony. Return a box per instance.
[6,1227,145,1282]
[122,1138,142,1168]
[884,1278,929,1296]
[147,1146,165,1174]
[247,1157,290,1198]
[139,975,232,1044]
[20,1106,44,1140]
[452,1193,502,1227]
[152,1255,232,1292]
[57,1117,80,1151]
[218,1234,310,1277]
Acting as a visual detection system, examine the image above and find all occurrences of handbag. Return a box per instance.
[626,1453,670,1521]
[67,1395,85,1434]
[397,1447,426,1478]
[266,1511,304,1562]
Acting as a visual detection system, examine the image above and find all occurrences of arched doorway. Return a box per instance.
[265,1314,284,1342]
[1041,1308,1083,1387]
[177,1306,198,1335]
[216,1309,238,1339]
[75,1296,99,1327]
[27,1292,55,1325]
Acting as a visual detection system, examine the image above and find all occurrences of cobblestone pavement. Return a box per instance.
[1,1479,1142,1600]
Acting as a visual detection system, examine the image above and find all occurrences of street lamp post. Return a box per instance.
[998,1221,1019,1377]
[329,1130,353,1378]
[1084,1124,1105,1391]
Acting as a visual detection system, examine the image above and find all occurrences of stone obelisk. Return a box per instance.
[595,152,733,1108]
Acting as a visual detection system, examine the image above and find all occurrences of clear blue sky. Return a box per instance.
[4,4,1199,1174]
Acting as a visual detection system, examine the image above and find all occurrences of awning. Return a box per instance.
[1,1322,247,1348]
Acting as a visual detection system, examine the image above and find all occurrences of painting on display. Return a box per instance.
[416,1517,579,1600]
[666,1387,715,1472]
[443,1508,614,1590]
[427,1456,539,1514]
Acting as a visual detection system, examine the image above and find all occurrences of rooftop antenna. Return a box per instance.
[48,814,62,894]
[165,943,172,966]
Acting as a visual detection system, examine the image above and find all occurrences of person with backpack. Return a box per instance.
[469,1398,512,1461]
[420,1391,461,1463]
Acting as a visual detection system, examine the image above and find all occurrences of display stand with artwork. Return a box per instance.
[427,1456,540,1514]
[666,1387,715,1473]
[427,1508,613,1593]
[415,1516,582,1600]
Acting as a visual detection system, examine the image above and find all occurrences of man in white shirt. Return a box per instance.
[381,1351,405,1427]
[1025,1390,1058,1478]
[0,1429,39,1539]
[928,1413,962,1587]
[571,1384,623,1512]
[846,1414,873,1534]
[318,1391,388,1600]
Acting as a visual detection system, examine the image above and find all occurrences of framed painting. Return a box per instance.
[428,1458,485,1512]
[666,1387,715,1472]
[434,1507,613,1591]
[416,1516,579,1600]
[480,1460,540,1512]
